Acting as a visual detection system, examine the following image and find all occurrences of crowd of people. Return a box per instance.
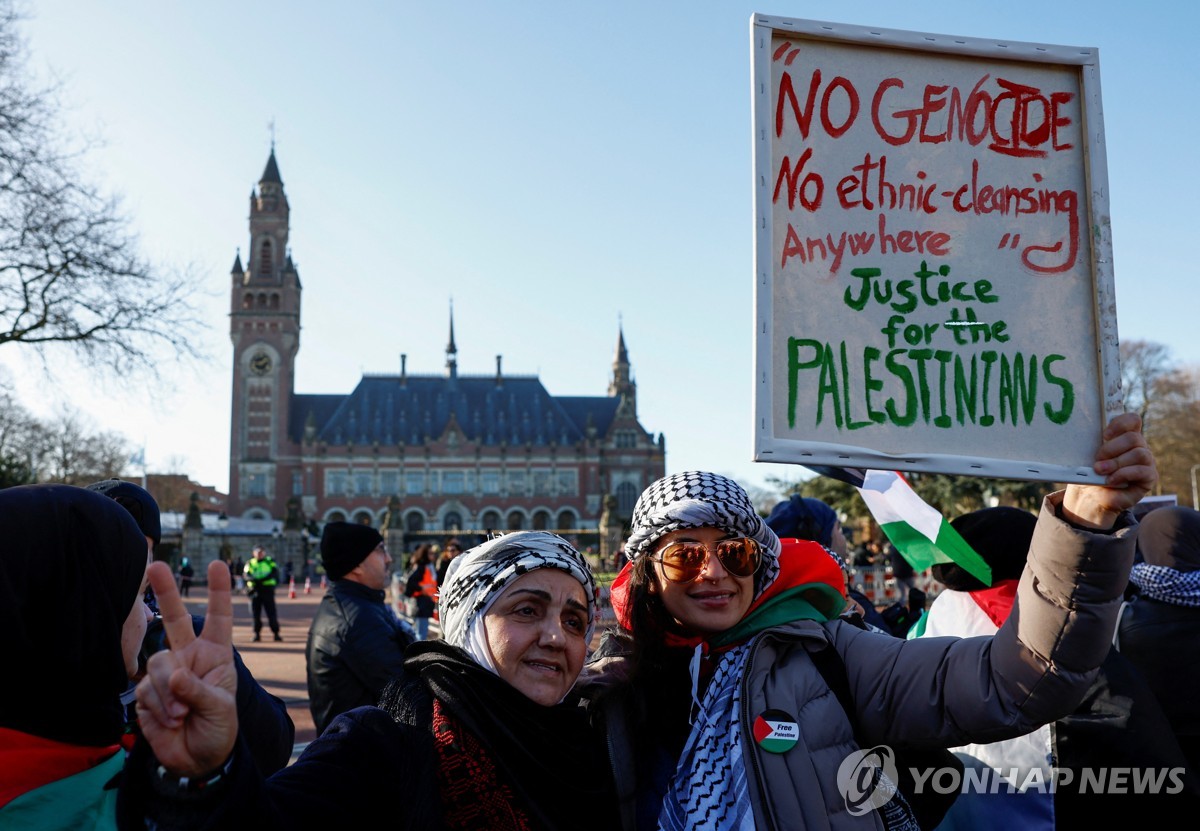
[3,413,1200,829]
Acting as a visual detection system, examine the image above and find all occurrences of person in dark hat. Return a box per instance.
[85,478,296,776]
[918,505,1199,827]
[305,521,415,735]
[1117,505,1200,773]
[764,493,896,633]
[85,477,162,549]
[0,484,151,826]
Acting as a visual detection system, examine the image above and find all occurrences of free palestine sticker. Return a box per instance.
[753,709,799,754]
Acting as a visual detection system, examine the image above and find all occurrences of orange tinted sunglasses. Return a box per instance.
[652,537,761,582]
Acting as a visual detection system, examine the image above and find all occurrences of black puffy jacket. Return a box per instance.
[306,579,414,735]
[1117,594,1200,775]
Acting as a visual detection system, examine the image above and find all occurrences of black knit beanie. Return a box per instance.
[85,478,162,546]
[320,522,383,580]
[934,506,1036,591]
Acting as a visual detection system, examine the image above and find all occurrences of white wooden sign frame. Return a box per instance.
[751,14,1121,484]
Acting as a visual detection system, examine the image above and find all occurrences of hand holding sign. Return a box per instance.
[1061,412,1157,530]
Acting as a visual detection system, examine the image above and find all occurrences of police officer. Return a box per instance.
[245,545,283,641]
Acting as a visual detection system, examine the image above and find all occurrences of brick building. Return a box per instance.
[227,151,665,544]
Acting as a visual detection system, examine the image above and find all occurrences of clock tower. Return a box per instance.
[228,148,302,516]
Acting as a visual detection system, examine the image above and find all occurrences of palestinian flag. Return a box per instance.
[855,470,992,586]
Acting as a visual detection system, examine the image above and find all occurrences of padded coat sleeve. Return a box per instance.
[837,491,1137,748]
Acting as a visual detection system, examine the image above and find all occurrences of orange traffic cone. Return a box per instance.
[288,577,296,599]
[304,576,312,595]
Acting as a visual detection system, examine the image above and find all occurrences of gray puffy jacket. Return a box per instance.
[590,492,1136,830]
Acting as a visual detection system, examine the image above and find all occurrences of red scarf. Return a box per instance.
[0,727,120,809]
[968,578,1020,629]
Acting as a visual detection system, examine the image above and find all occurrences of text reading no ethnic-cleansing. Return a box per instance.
[787,261,1075,431]
[771,52,1081,276]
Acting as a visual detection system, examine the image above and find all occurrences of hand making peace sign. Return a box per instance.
[136,560,239,777]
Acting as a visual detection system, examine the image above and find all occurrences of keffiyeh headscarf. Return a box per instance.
[1130,506,1200,607]
[438,531,597,673]
[626,471,782,596]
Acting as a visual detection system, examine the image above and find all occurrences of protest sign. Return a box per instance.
[751,15,1121,483]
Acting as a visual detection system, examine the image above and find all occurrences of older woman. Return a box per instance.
[122,531,618,831]
[589,412,1157,830]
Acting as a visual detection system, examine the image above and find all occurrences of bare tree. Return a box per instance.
[0,2,204,379]
[1119,339,1174,434]
[0,385,37,486]
[1139,364,1200,502]
[31,406,130,485]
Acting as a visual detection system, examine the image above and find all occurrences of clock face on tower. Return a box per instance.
[250,351,273,376]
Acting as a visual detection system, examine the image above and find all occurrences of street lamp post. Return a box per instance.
[1190,464,1200,512]
[216,511,231,574]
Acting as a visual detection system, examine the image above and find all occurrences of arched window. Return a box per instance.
[443,512,462,531]
[270,293,280,309]
[556,509,576,531]
[506,510,524,531]
[242,293,253,309]
[532,510,550,530]
[406,512,425,533]
[257,292,267,308]
[259,239,273,274]
[352,510,373,527]
[481,510,501,533]
[616,482,638,516]
[326,510,347,524]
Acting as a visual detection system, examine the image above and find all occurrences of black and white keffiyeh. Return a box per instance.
[657,643,755,831]
[625,471,781,595]
[438,531,598,673]
[1129,563,1200,607]
[1130,506,1200,607]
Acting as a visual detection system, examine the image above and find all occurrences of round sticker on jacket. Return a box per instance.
[753,709,799,754]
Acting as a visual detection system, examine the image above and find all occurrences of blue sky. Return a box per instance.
[2,1,1195,499]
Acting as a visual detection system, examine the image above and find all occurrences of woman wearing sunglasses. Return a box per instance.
[586,412,1157,831]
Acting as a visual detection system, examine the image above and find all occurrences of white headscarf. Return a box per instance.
[438,531,597,673]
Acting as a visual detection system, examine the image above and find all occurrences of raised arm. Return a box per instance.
[842,413,1153,747]
[136,560,239,777]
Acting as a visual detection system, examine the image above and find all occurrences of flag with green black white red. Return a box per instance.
[752,710,799,754]
[856,470,992,586]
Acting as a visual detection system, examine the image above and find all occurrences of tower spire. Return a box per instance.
[445,299,458,378]
[609,315,634,402]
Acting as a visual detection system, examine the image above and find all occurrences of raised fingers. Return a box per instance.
[1102,411,1142,442]
[137,650,188,731]
[148,561,196,652]
[1094,416,1156,492]
[199,560,234,648]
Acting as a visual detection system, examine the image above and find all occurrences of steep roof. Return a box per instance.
[260,150,282,184]
[289,375,621,447]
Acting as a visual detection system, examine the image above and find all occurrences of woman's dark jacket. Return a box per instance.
[119,641,619,831]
